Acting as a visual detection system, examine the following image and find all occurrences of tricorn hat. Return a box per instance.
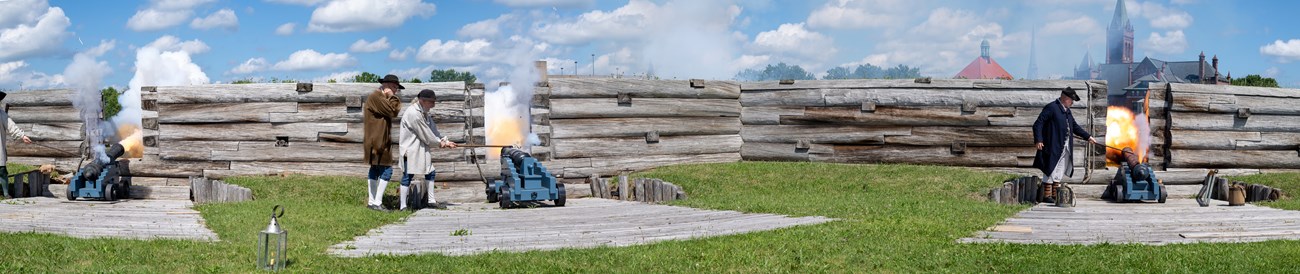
[379,74,406,90]
[0,91,7,102]
[1061,87,1081,101]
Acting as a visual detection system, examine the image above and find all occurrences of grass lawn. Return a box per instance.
[2,161,1300,273]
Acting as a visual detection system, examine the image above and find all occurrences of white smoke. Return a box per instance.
[116,44,210,151]
[64,40,116,162]
[484,36,542,152]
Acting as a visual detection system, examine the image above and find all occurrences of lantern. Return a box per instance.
[257,205,287,271]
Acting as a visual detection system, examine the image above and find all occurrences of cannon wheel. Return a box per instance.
[1114,185,1126,203]
[117,182,131,200]
[66,185,76,201]
[498,189,512,209]
[555,183,567,207]
[485,188,498,203]
[1159,185,1168,203]
[104,184,116,202]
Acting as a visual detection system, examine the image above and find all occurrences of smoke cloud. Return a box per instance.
[64,40,115,162]
[115,43,210,157]
[484,36,542,155]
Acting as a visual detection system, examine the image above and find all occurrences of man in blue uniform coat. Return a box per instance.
[1033,87,1097,184]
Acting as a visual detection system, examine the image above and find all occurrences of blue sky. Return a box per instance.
[4,0,1300,90]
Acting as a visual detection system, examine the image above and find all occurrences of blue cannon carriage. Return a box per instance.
[484,147,565,208]
[68,143,132,201]
[1106,157,1167,203]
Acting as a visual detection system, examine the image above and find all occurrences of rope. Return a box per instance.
[1081,81,1095,185]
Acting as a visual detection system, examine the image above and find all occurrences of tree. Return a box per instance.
[822,63,921,80]
[1231,74,1280,88]
[733,62,816,81]
[232,78,255,84]
[883,64,921,79]
[429,69,476,84]
[823,66,853,80]
[353,72,381,83]
[101,87,122,119]
[408,78,423,83]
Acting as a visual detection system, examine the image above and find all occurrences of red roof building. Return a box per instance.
[955,39,1014,80]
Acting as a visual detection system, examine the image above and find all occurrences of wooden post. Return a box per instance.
[618,174,629,201]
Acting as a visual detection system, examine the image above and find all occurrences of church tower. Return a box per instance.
[1106,0,1134,64]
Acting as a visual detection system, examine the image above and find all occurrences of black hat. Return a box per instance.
[379,74,405,90]
[1061,87,1081,101]
[0,91,7,102]
[417,89,436,100]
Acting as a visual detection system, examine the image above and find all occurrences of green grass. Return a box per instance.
[2,162,1300,272]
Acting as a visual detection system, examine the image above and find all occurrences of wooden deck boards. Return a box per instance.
[329,198,833,257]
[0,197,218,241]
[961,198,1300,245]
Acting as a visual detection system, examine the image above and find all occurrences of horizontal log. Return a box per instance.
[1167,92,1300,116]
[9,106,80,123]
[157,102,296,123]
[209,141,464,162]
[318,122,466,144]
[806,145,1038,167]
[127,155,231,178]
[549,98,739,118]
[740,142,809,162]
[19,123,83,141]
[151,82,465,104]
[6,140,81,157]
[1170,83,1300,98]
[988,107,1097,128]
[1170,112,1300,132]
[741,106,804,125]
[549,79,740,99]
[779,106,1013,126]
[550,117,740,139]
[741,79,1102,91]
[551,153,741,179]
[7,156,82,173]
[158,141,240,161]
[5,89,74,106]
[741,125,910,144]
[267,102,352,123]
[1166,130,1262,150]
[159,122,348,142]
[1170,150,1300,169]
[823,89,1093,108]
[884,126,1034,147]
[553,135,742,158]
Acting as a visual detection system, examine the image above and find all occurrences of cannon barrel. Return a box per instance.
[80,143,126,181]
[499,146,531,167]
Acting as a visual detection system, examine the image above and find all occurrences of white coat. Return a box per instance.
[398,103,446,175]
[0,108,26,166]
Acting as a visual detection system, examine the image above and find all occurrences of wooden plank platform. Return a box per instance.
[961,198,1300,245]
[0,197,218,241]
[329,198,832,257]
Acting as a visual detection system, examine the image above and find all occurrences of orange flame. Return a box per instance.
[485,116,525,158]
[117,123,144,158]
[1105,106,1148,166]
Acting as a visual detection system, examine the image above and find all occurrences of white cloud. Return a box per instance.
[859,8,1021,77]
[349,37,390,53]
[0,6,71,61]
[275,23,295,35]
[531,0,657,45]
[1171,0,1195,4]
[0,61,28,85]
[806,0,904,29]
[307,0,436,32]
[1141,30,1186,55]
[493,0,593,8]
[386,66,436,81]
[271,49,356,71]
[228,57,268,74]
[1041,16,1101,36]
[145,35,210,55]
[1264,67,1281,78]
[750,23,837,63]
[190,8,238,30]
[0,0,49,29]
[458,14,514,39]
[415,39,497,65]
[1261,39,1300,63]
[1129,1,1193,30]
[732,54,771,71]
[125,0,216,31]
[267,0,328,5]
[311,71,361,83]
[388,47,415,61]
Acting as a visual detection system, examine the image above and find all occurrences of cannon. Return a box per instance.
[484,146,565,208]
[1103,147,1166,203]
[68,143,132,201]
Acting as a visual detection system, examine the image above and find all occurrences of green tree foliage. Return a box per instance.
[822,63,922,80]
[100,87,122,119]
[409,78,423,83]
[429,69,477,84]
[733,62,816,81]
[1231,74,1280,88]
[232,78,255,84]
[353,72,381,83]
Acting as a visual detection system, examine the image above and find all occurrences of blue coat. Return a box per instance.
[1032,100,1091,177]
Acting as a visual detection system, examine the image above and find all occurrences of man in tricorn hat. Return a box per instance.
[1033,87,1096,187]
[362,75,403,211]
[397,89,457,211]
[0,92,33,198]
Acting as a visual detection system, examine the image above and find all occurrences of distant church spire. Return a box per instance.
[1027,29,1039,80]
[1106,0,1134,64]
[980,39,990,59]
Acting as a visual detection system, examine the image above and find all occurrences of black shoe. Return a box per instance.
[368,205,390,212]
[431,202,448,210]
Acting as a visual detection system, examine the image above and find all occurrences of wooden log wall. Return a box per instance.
[1152,83,1300,169]
[740,79,1109,171]
[4,89,85,172]
[542,78,743,178]
[133,82,474,183]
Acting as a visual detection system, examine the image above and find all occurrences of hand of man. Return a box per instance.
[441,140,457,148]
[1088,137,1097,144]
[1035,142,1044,150]
[21,136,31,144]
[382,87,394,97]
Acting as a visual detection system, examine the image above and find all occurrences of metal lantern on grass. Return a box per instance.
[257,205,287,271]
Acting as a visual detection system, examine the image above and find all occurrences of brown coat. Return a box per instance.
[363,89,401,166]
